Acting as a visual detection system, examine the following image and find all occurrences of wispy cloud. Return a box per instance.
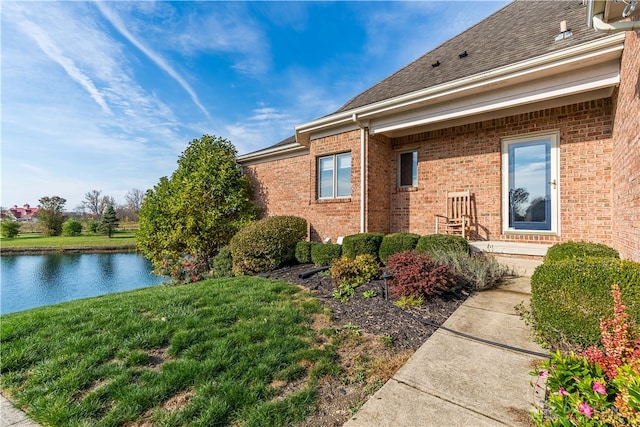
[95,2,210,118]
[14,17,112,114]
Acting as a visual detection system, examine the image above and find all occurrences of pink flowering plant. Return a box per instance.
[155,252,211,285]
[532,284,640,425]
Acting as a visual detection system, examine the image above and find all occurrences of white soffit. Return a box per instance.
[369,58,621,136]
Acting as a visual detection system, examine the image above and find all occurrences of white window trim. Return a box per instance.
[317,152,352,199]
[397,150,418,188]
[501,131,560,235]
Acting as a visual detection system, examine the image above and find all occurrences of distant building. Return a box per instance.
[1,204,40,222]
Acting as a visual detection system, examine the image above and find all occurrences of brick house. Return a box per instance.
[238,0,640,261]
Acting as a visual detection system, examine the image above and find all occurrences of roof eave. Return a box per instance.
[294,33,625,144]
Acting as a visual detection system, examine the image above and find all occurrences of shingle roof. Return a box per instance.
[336,0,610,113]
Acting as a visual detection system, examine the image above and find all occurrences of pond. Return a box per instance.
[1,253,167,314]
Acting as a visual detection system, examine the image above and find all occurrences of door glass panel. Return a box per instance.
[508,140,551,230]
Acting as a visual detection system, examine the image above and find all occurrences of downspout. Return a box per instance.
[352,113,366,233]
[591,13,640,32]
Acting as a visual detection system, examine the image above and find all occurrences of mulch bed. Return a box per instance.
[259,263,472,352]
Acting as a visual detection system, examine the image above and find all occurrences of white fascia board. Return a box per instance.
[294,34,625,142]
[370,59,620,135]
[237,143,308,165]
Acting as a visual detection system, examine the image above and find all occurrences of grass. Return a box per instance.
[0,231,137,251]
[0,277,338,426]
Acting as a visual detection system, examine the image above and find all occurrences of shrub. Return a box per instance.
[386,251,455,299]
[62,219,83,236]
[415,234,470,256]
[544,241,620,262]
[330,254,379,288]
[531,285,640,426]
[429,250,511,290]
[341,233,384,260]
[379,232,420,265]
[212,246,233,278]
[156,253,210,285]
[311,243,342,266]
[1,221,21,238]
[295,241,317,264]
[530,258,640,349]
[229,216,307,276]
[87,220,101,233]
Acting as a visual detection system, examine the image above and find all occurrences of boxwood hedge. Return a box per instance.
[544,241,620,263]
[378,232,420,265]
[311,243,342,266]
[531,257,640,349]
[229,216,307,275]
[295,241,318,264]
[341,233,384,260]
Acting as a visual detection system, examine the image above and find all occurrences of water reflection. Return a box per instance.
[1,253,166,314]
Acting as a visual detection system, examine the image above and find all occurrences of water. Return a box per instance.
[1,253,167,314]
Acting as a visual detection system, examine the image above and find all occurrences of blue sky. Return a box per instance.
[1,1,508,210]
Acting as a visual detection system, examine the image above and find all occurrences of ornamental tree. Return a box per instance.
[137,135,256,277]
[36,196,67,236]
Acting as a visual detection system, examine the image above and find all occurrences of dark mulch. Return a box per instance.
[259,263,472,352]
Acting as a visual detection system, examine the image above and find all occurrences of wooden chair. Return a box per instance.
[435,190,472,239]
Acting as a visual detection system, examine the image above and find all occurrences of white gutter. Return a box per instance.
[294,34,624,145]
[352,113,366,234]
[592,13,640,32]
[237,142,307,164]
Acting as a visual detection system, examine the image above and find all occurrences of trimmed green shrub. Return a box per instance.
[62,218,83,236]
[212,246,233,278]
[544,241,619,263]
[386,250,455,299]
[1,221,21,238]
[229,216,307,275]
[87,220,100,233]
[311,243,342,266]
[379,232,420,265]
[531,257,640,349]
[341,233,384,260]
[295,241,317,264]
[415,234,470,255]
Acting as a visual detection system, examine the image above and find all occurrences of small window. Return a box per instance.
[318,153,351,199]
[398,151,418,187]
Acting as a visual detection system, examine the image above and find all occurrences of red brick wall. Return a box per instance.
[389,99,614,245]
[611,29,640,262]
[244,153,311,221]
[366,134,392,234]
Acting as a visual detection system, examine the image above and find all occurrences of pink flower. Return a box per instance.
[593,382,606,395]
[579,402,593,418]
[538,370,550,379]
[558,387,569,396]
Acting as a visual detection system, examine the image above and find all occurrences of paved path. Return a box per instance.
[344,259,547,426]
[1,395,38,427]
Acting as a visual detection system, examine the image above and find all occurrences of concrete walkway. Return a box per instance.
[1,395,38,427]
[344,258,547,426]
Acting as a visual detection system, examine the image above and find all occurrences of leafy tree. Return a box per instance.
[99,205,119,238]
[82,190,115,218]
[1,220,21,238]
[36,196,67,236]
[62,218,83,236]
[138,135,257,275]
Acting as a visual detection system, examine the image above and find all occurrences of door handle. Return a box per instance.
[549,179,557,189]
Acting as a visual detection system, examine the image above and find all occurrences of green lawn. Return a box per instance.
[0,277,337,426]
[0,231,137,250]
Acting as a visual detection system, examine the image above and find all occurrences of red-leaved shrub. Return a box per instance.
[386,250,455,299]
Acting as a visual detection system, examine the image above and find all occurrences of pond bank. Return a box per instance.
[0,245,138,255]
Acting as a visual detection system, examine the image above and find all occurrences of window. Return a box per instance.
[318,153,351,199]
[501,132,559,233]
[398,151,418,188]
